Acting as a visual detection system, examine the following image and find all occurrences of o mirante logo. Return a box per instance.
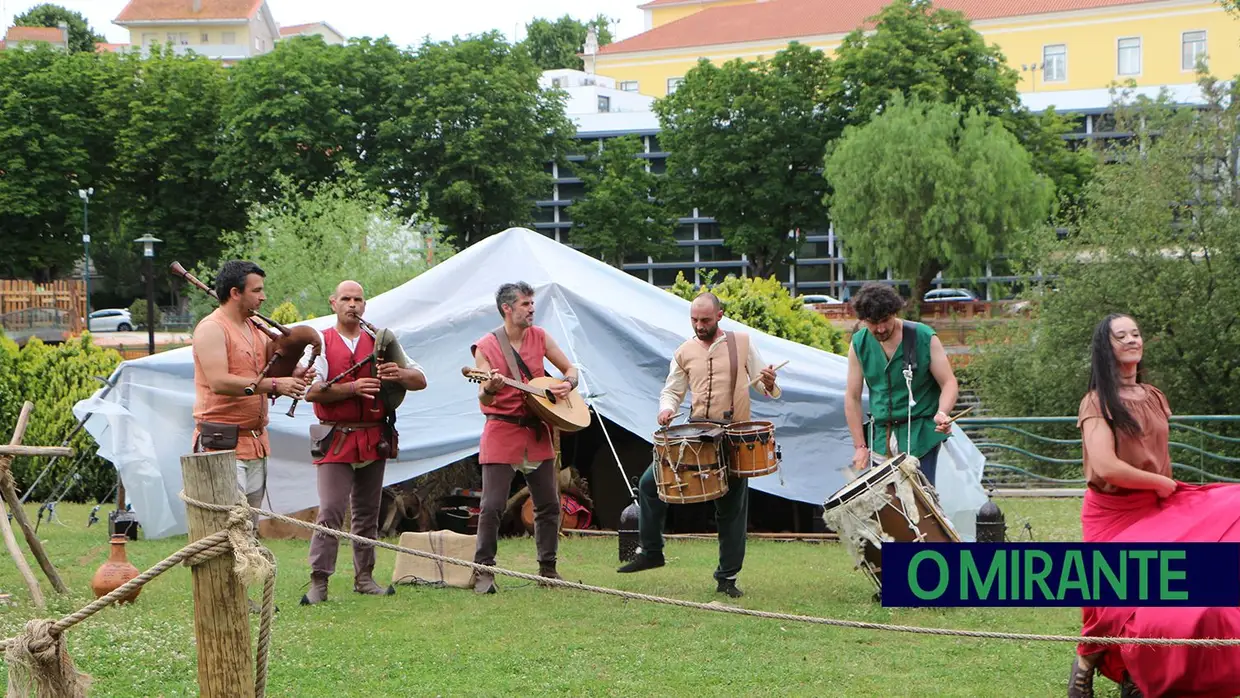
[881,543,1240,607]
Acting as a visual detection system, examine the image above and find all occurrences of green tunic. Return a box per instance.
[852,321,948,459]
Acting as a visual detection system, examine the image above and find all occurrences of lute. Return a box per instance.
[461,368,592,432]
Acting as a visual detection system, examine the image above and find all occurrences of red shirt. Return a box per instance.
[472,326,554,464]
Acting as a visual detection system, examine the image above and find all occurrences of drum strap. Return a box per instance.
[725,331,738,420]
[900,321,917,373]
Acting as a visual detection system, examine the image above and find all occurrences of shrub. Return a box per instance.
[270,301,301,325]
[669,271,847,354]
[127,298,163,330]
[0,333,123,503]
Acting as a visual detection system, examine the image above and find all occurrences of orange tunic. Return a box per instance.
[191,308,271,459]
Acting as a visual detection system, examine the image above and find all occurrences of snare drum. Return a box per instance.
[653,422,730,504]
[821,453,960,597]
[725,420,780,477]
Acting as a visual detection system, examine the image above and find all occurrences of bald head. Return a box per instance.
[690,292,723,341]
[330,280,366,329]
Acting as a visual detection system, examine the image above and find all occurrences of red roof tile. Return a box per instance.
[278,22,317,35]
[4,26,65,43]
[115,0,263,23]
[638,0,735,9]
[602,0,1171,55]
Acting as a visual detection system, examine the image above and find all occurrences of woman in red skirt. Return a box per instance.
[1069,313,1240,698]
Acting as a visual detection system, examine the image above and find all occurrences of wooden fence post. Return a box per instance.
[1,401,69,597]
[181,450,254,698]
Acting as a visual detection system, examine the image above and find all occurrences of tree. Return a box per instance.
[188,172,455,323]
[215,36,407,205]
[568,135,675,267]
[824,0,1093,215]
[384,31,575,245]
[521,14,614,71]
[669,271,847,354]
[0,46,121,279]
[654,42,835,278]
[96,47,242,302]
[967,76,1240,417]
[13,3,105,53]
[824,97,1053,317]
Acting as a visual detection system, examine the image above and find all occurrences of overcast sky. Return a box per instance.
[0,0,647,47]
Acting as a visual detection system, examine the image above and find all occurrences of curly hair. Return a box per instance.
[851,283,905,322]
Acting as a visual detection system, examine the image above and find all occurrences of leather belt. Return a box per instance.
[319,421,383,433]
[486,414,544,440]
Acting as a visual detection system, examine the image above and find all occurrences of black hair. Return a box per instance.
[851,283,905,323]
[495,281,535,318]
[1087,313,1143,435]
[214,260,265,303]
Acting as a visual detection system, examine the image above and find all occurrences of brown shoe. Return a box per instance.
[353,574,395,596]
[538,562,563,587]
[1120,674,1143,698]
[474,572,497,595]
[299,573,329,606]
[1068,656,1096,698]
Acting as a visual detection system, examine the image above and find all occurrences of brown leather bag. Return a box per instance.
[197,422,239,451]
[309,424,336,460]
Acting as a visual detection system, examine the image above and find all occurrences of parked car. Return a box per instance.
[801,294,844,306]
[88,308,133,332]
[923,288,978,303]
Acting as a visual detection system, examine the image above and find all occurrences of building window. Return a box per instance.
[667,77,683,94]
[222,32,235,44]
[1118,37,1141,75]
[1183,31,1207,70]
[619,81,638,92]
[1043,44,1066,82]
[201,33,209,43]
[597,95,611,113]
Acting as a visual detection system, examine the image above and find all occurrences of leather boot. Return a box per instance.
[538,562,563,587]
[300,573,329,606]
[1119,674,1143,698]
[617,551,665,573]
[474,571,497,595]
[1068,656,1096,698]
[354,573,395,596]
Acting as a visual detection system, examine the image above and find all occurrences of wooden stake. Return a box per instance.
[181,450,254,698]
[0,402,45,607]
[0,445,74,457]
[0,402,68,594]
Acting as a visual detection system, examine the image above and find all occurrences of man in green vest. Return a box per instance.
[844,283,959,486]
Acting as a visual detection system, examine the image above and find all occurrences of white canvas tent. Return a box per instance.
[71,227,987,541]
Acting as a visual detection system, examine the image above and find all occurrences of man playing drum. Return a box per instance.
[299,280,427,605]
[844,283,959,487]
[617,292,779,598]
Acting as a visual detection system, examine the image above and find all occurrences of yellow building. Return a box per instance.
[113,0,281,64]
[598,0,1240,98]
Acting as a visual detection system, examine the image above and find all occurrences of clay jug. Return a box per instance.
[91,534,141,603]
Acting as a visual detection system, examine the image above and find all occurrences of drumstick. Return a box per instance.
[747,360,789,389]
[945,405,974,424]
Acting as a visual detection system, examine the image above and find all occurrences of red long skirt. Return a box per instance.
[1080,483,1240,697]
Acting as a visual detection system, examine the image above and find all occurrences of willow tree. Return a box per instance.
[824,96,1053,316]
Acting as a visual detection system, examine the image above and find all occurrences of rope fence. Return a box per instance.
[4,490,1240,697]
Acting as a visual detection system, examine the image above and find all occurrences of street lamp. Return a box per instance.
[78,188,93,325]
[134,234,162,355]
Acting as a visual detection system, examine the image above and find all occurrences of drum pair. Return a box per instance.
[822,453,960,599]
[651,420,780,504]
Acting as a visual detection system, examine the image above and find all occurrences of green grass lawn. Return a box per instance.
[0,498,1127,697]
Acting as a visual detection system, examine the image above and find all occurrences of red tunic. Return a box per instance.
[312,328,387,464]
[471,326,554,465]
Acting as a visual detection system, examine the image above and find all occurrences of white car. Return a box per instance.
[801,294,843,306]
[88,309,133,332]
[923,288,978,303]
